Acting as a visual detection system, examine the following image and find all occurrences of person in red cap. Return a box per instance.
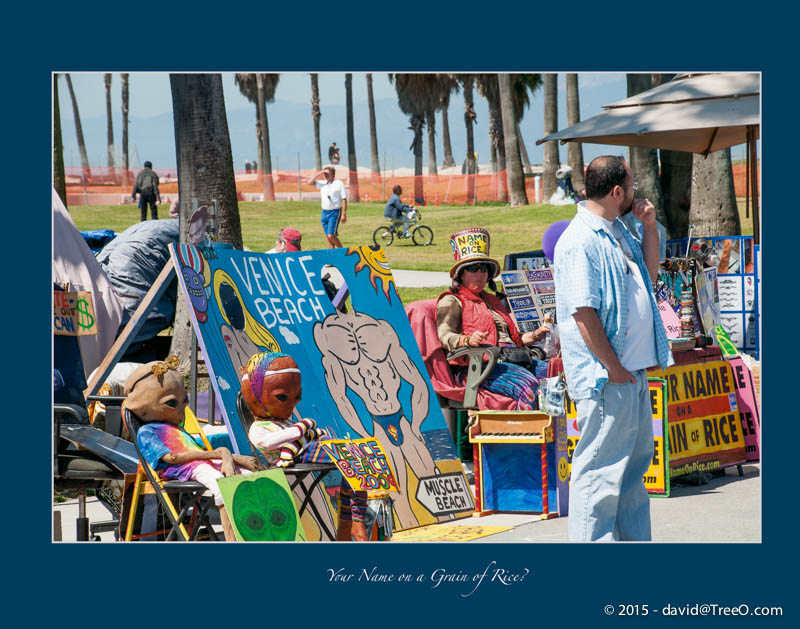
[267,227,302,253]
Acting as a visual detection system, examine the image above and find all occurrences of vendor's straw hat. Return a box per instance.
[449,228,500,279]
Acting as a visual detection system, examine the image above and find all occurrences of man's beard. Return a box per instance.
[620,197,634,216]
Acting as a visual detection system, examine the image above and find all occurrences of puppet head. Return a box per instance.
[240,351,301,420]
[123,356,187,424]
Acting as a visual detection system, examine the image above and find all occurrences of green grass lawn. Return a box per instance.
[68,198,755,302]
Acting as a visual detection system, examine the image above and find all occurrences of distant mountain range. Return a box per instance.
[59,80,645,174]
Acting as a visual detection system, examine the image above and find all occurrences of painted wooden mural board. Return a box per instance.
[170,243,468,534]
[728,357,761,462]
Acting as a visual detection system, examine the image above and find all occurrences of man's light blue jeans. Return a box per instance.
[568,369,653,541]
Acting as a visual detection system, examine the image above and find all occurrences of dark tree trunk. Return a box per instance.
[689,148,740,237]
[121,73,130,186]
[441,105,455,168]
[366,73,380,176]
[498,73,528,206]
[53,74,67,207]
[345,73,360,201]
[65,73,91,180]
[542,73,559,200]
[256,74,275,201]
[660,150,693,239]
[104,74,116,169]
[169,73,242,373]
[410,113,425,204]
[627,74,666,226]
[426,109,438,176]
[517,121,532,175]
[311,74,322,171]
[463,79,477,201]
[565,73,585,193]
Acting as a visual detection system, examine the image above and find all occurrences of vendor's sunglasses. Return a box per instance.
[464,263,490,273]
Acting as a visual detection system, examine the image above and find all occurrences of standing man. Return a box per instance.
[307,166,347,248]
[553,156,672,542]
[328,142,340,164]
[131,160,161,221]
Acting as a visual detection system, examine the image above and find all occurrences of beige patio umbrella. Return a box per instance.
[536,73,761,241]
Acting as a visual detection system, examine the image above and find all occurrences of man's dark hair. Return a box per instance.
[584,156,627,200]
[392,185,402,195]
[144,160,152,169]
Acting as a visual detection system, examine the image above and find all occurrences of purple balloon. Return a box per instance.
[542,220,571,262]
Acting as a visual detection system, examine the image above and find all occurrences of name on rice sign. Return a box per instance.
[649,361,747,478]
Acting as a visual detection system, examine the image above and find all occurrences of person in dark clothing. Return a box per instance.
[132,161,162,221]
[328,142,340,164]
[383,185,414,238]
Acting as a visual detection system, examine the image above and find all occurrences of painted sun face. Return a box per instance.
[347,245,396,302]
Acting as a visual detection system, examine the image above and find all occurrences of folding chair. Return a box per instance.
[235,393,337,540]
[122,406,220,541]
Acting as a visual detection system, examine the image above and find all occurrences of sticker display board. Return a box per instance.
[499,268,557,333]
[218,469,306,541]
[54,290,98,336]
[320,438,400,493]
[649,360,747,478]
[667,236,758,357]
[171,243,468,534]
[566,379,670,496]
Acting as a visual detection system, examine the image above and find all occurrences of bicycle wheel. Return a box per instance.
[373,225,395,247]
[412,225,434,246]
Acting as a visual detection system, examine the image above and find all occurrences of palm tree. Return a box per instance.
[689,148,741,236]
[476,74,507,201]
[498,73,528,206]
[655,73,691,238]
[64,73,91,180]
[627,74,666,225]
[53,74,67,206]
[424,74,459,178]
[389,74,441,204]
[542,73,559,201]
[565,74,585,194]
[310,73,322,170]
[511,74,543,176]
[344,73,360,201]
[455,74,478,201]
[121,73,130,186]
[235,73,279,201]
[104,74,116,169]
[439,86,457,168]
[366,73,380,178]
[169,73,242,371]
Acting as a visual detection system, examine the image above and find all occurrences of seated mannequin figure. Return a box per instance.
[123,356,261,541]
[240,351,369,541]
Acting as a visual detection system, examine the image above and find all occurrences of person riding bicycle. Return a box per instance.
[383,185,414,238]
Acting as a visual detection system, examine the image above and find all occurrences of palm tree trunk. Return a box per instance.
[655,73,690,239]
[169,73,242,373]
[366,73,380,177]
[411,113,425,204]
[498,73,528,206]
[310,74,322,171]
[345,73,360,201]
[53,74,67,207]
[121,73,130,186]
[65,73,91,180]
[689,149,740,237]
[488,88,506,202]
[256,74,275,201]
[516,121,532,174]
[426,109,438,177]
[565,73,585,194]
[463,79,477,201]
[441,105,455,168]
[104,74,116,169]
[542,73,559,201]
[627,74,666,225]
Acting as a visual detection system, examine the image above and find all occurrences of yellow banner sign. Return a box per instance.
[319,438,400,493]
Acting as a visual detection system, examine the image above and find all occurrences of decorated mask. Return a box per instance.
[240,351,301,420]
[231,475,298,541]
[123,356,188,424]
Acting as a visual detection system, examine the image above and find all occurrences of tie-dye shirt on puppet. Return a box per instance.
[138,422,219,481]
